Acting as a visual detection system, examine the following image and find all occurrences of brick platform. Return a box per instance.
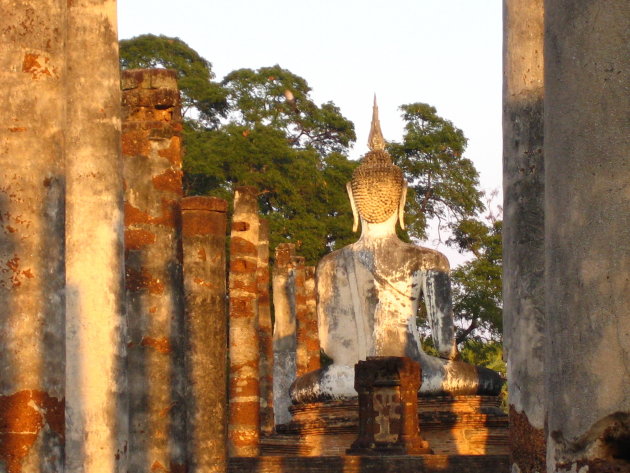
[229,455,510,473]
[262,395,508,456]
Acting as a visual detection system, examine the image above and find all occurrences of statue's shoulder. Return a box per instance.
[401,242,450,272]
[316,248,345,275]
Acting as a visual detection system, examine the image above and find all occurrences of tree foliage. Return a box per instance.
[388,103,484,241]
[449,206,503,342]
[120,35,357,263]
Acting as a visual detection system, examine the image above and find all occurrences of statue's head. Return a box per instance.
[347,98,407,232]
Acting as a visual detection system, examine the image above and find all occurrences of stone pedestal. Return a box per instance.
[347,357,431,455]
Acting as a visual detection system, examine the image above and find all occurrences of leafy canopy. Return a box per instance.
[388,103,484,241]
[120,35,357,263]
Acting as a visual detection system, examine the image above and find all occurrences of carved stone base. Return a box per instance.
[262,395,508,456]
[346,357,432,455]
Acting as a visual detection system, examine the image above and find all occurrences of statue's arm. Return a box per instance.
[423,269,458,360]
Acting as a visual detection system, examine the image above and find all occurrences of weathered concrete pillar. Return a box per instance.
[257,219,275,435]
[297,265,321,376]
[1,3,66,471]
[272,243,298,426]
[544,1,630,470]
[121,69,186,472]
[228,186,261,457]
[502,1,546,471]
[181,196,228,473]
[64,1,128,471]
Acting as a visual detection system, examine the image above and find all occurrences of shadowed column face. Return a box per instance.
[181,196,228,473]
[544,1,630,470]
[122,69,186,472]
[228,186,261,457]
[272,243,297,426]
[256,219,275,435]
[502,1,546,472]
[0,3,66,471]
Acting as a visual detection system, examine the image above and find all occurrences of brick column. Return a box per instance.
[228,186,261,457]
[502,1,546,471]
[297,265,321,375]
[64,0,128,470]
[121,69,186,472]
[272,243,297,426]
[0,3,66,471]
[257,219,275,435]
[181,196,228,473]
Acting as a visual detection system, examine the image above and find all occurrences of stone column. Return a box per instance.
[181,196,228,473]
[257,219,275,435]
[64,1,128,471]
[544,2,630,471]
[502,1,546,472]
[272,243,297,426]
[0,3,66,471]
[121,69,186,472]
[297,265,321,376]
[228,186,261,457]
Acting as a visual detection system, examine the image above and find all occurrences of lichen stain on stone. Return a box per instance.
[140,336,172,354]
[7,128,26,133]
[124,201,177,228]
[193,277,215,289]
[151,168,183,195]
[125,267,165,295]
[0,390,64,473]
[125,229,157,250]
[21,53,57,79]
[1,256,34,288]
[122,130,152,157]
[157,136,182,166]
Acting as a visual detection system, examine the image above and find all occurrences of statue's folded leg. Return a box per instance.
[291,356,503,405]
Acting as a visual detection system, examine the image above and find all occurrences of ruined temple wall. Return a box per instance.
[121,69,186,472]
[544,1,630,470]
[502,0,546,472]
[0,2,67,471]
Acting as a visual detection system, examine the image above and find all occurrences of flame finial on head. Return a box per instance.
[367,95,386,151]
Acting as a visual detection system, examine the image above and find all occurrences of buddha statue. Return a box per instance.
[290,100,502,404]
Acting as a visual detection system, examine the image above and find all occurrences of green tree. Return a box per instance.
[448,200,503,343]
[120,36,357,263]
[388,103,484,241]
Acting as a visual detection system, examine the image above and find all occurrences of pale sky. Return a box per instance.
[118,0,503,263]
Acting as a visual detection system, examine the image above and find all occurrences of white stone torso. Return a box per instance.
[316,214,454,369]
